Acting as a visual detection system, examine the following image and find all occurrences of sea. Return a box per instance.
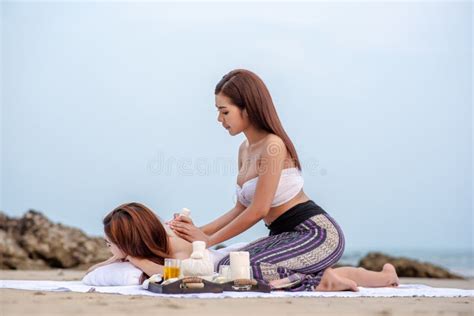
[339,248,474,279]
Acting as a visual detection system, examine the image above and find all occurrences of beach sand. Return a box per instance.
[1,270,472,316]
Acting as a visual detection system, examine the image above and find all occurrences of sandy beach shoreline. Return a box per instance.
[1,270,472,316]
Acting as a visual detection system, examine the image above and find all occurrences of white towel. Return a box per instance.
[1,280,472,298]
[208,242,249,270]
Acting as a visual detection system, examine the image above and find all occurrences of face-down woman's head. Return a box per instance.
[103,202,170,281]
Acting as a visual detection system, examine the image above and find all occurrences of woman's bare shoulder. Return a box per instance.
[258,134,296,169]
[260,134,286,155]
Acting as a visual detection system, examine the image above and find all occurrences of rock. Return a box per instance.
[0,210,110,270]
[358,252,464,279]
[0,230,48,269]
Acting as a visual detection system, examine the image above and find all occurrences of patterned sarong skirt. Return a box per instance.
[217,200,345,291]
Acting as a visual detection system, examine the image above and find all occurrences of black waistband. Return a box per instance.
[266,200,327,236]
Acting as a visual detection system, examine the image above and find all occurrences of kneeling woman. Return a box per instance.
[87,202,399,290]
[169,69,400,291]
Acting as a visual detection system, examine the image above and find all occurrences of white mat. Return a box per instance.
[1,280,473,298]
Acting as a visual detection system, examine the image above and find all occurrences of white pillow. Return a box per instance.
[82,262,143,286]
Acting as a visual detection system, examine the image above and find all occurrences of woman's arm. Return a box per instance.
[200,201,246,235]
[206,205,263,247]
[208,137,287,246]
[201,140,248,235]
[85,254,124,275]
[126,256,164,277]
[172,137,287,247]
[173,140,246,236]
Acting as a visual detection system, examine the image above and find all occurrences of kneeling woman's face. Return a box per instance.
[215,92,250,136]
[105,236,126,259]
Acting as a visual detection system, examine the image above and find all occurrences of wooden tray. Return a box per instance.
[222,280,271,293]
[147,278,271,294]
[148,279,223,294]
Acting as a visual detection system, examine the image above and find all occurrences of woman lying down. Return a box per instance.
[83,202,399,291]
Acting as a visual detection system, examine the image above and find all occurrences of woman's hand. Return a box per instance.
[167,213,195,226]
[169,217,211,245]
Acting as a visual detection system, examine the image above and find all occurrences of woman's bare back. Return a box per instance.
[164,224,193,260]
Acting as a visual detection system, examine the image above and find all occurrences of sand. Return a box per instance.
[1,270,473,316]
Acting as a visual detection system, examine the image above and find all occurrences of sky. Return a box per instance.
[1,1,472,252]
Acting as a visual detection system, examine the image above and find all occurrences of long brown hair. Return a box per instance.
[215,69,301,170]
[103,202,170,283]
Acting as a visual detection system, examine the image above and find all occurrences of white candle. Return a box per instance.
[230,251,250,280]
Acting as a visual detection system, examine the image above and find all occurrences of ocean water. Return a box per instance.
[339,248,474,279]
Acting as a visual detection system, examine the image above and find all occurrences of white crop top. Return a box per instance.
[236,167,304,208]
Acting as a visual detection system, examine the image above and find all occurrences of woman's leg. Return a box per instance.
[332,263,400,287]
[267,267,359,292]
[217,213,350,291]
[313,267,359,291]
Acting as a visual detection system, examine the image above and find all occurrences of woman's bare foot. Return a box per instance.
[382,263,400,287]
[315,268,359,292]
